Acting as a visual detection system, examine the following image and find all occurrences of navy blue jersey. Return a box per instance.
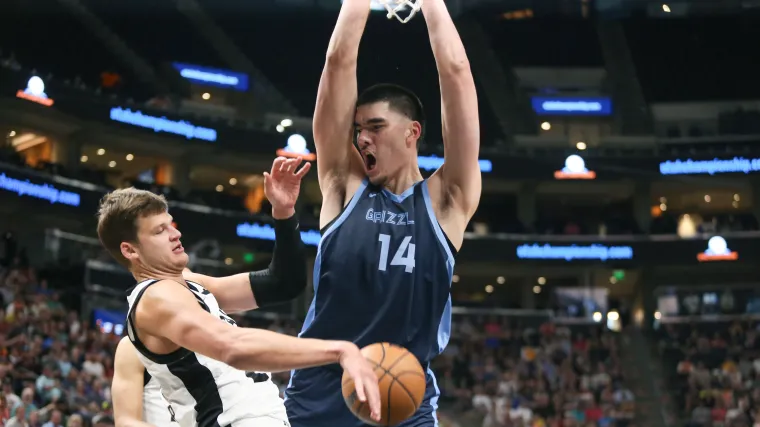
[285,179,455,427]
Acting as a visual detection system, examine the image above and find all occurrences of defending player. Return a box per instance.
[284,0,481,426]
[112,337,179,427]
[98,157,381,427]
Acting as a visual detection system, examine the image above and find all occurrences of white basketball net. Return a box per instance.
[376,0,423,24]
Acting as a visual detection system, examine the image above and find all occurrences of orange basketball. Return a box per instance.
[341,343,426,426]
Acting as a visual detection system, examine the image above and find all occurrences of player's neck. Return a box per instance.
[132,267,185,285]
[383,167,423,195]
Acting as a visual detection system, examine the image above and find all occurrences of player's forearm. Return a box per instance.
[326,0,371,62]
[421,0,470,74]
[248,215,307,307]
[223,328,350,372]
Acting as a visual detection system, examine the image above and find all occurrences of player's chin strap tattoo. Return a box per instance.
[248,214,307,307]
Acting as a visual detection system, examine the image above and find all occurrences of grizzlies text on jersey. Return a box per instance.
[285,179,455,427]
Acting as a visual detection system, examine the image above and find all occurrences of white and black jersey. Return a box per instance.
[126,279,287,427]
[143,371,179,426]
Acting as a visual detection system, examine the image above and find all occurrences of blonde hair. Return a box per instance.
[96,188,168,267]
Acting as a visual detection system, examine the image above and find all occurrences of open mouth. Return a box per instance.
[365,153,377,172]
[173,243,184,253]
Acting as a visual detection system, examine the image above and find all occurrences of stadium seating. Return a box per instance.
[657,320,760,427]
[0,232,637,427]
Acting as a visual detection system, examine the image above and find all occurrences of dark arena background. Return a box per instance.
[1,0,760,426]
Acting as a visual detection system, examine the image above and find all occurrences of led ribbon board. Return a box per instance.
[660,157,760,176]
[418,155,493,173]
[516,243,633,261]
[237,222,321,247]
[110,107,217,142]
[0,172,81,206]
[531,97,612,116]
[172,62,249,91]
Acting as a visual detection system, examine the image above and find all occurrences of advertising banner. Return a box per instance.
[457,233,760,266]
[2,162,760,268]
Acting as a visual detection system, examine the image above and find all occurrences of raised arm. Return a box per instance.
[185,157,310,313]
[313,0,370,191]
[113,338,155,427]
[183,211,306,313]
[134,281,381,420]
[422,0,482,218]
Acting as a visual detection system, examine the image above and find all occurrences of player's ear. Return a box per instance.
[121,241,139,263]
[405,122,422,148]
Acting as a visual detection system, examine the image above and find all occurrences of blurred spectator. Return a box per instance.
[660,320,760,427]
[0,230,640,427]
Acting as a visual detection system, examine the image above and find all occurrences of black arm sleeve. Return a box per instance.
[248,215,307,307]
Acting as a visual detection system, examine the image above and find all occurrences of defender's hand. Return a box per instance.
[339,343,381,422]
[264,157,311,219]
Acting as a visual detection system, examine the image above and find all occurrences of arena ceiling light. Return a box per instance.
[554,155,596,180]
[16,76,54,107]
[277,134,316,161]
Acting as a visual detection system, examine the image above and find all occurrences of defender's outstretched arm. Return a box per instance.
[133,280,382,422]
[313,0,370,191]
[422,0,482,217]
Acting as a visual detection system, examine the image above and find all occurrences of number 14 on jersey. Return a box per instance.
[377,233,416,273]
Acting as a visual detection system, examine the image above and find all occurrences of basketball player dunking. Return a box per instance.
[100,157,381,427]
[284,0,481,426]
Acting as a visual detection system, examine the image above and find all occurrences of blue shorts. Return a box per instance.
[285,366,440,427]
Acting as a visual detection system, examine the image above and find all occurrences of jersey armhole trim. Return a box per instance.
[421,180,456,269]
[320,178,369,239]
[127,280,192,365]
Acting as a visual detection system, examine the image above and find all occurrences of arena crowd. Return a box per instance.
[659,320,760,427]
[0,230,638,427]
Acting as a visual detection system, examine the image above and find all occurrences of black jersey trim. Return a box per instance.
[320,206,347,236]
[127,280,192,365]
[441,226,458,257]
[320,179,369,235]
[143,369,152,387]
[166,352,225,427]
